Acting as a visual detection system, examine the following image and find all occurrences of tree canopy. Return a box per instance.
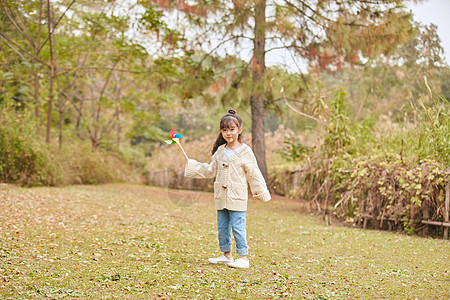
[0,0,447,186]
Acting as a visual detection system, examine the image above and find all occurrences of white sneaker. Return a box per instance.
[227,258,249,268]
[208,255,233,264]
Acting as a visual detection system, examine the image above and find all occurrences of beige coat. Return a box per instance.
[184,143,271,211]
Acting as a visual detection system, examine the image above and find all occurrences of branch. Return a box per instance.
[38,0,77,53]
[62,90,83,114]
[98,60,120,101]
[196,35,252,68]
[94,58,121,125]
[3,7,35,47]
[101,115,117,136]
[75,66,146,74]
[281,87,321,123]
[55,66,145,77]
[284,0,331,27]
[0,31,50,67]
[55,2,111,82]
[35,0,44,55]
[0,34,29,62]
[265,44,294,53]
[278,39,309,84]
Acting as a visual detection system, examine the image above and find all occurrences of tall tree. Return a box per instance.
[1,0,46,134]
[0,0,194,152]
[60,0,173,149]
[45,0,54,143]
[150,0,413,182]
[1,0,77,140]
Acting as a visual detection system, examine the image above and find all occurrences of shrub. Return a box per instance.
[275,84,449,236]
[0,107,55,186]
[0,105,144,186]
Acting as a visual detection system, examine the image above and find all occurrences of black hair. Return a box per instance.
[211,109,243,155]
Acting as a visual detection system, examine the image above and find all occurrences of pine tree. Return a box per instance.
[121,1,414,182]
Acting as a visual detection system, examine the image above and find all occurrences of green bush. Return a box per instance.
[0,106,144,186]
[0,108,55,186]
[275,84,449,235]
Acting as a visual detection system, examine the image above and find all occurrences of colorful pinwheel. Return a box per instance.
[165,128,188,159]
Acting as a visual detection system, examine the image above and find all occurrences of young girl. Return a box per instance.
[184,109,271,268]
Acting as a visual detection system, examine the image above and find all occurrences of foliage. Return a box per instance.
[413,78,450,165]
[1,0,449,205]
[149,0,415,181]
[334,156,447,227]
[0,98,145,186]
[0,0,220,186]
[0,0,201,152]
[0,102,53,186]
[276,82,449,235]
[318,21,447,120]
[275,136,313,162]
[321,88,355,156]
[152,0,414,70]
[57,142,145,185]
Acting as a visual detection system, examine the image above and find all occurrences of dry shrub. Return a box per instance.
[56,142,144,185]
[333,158,449,232]
[270,86,449,236]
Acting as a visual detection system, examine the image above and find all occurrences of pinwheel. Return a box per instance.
[165,128,188,159]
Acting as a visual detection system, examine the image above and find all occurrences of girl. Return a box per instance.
[184,109,271,268]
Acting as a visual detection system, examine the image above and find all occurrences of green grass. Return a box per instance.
[0,184,449,299]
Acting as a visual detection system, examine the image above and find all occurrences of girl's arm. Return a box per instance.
[244,151,271,202]
[184,154,218,179]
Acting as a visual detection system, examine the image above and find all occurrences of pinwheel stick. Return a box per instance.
[176,140,189,160]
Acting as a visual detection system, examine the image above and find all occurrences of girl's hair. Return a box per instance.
[211,109,243,155]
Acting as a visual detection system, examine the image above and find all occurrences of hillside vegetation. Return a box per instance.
[1,1,449,237]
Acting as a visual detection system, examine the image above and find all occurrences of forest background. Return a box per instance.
[1,0,449,236]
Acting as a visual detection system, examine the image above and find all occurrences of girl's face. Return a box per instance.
[221,123,242,145]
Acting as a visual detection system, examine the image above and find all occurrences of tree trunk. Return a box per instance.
[56,73,63,149]
[34,73,41,134]
[91,136,100,150]
[34,0,43,136]
[46,0,54,144]
[115,72,122,148]
[116,103,122,148]
[250,0,268,183]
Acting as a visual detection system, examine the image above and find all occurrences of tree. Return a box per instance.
[1,0,77,142]
[1,0,46,134]
[318,20,446,119]
[0,0,180,150]
[150,0,413,182]
[57,0,180,150]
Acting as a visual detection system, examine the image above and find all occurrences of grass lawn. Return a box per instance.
[0,183,449,299]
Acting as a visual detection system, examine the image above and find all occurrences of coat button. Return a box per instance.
[222,185,227,189]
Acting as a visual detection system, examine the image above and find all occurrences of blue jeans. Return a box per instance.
[217,209,249,256]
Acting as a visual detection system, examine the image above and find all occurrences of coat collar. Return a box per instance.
[220,143,248,162]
